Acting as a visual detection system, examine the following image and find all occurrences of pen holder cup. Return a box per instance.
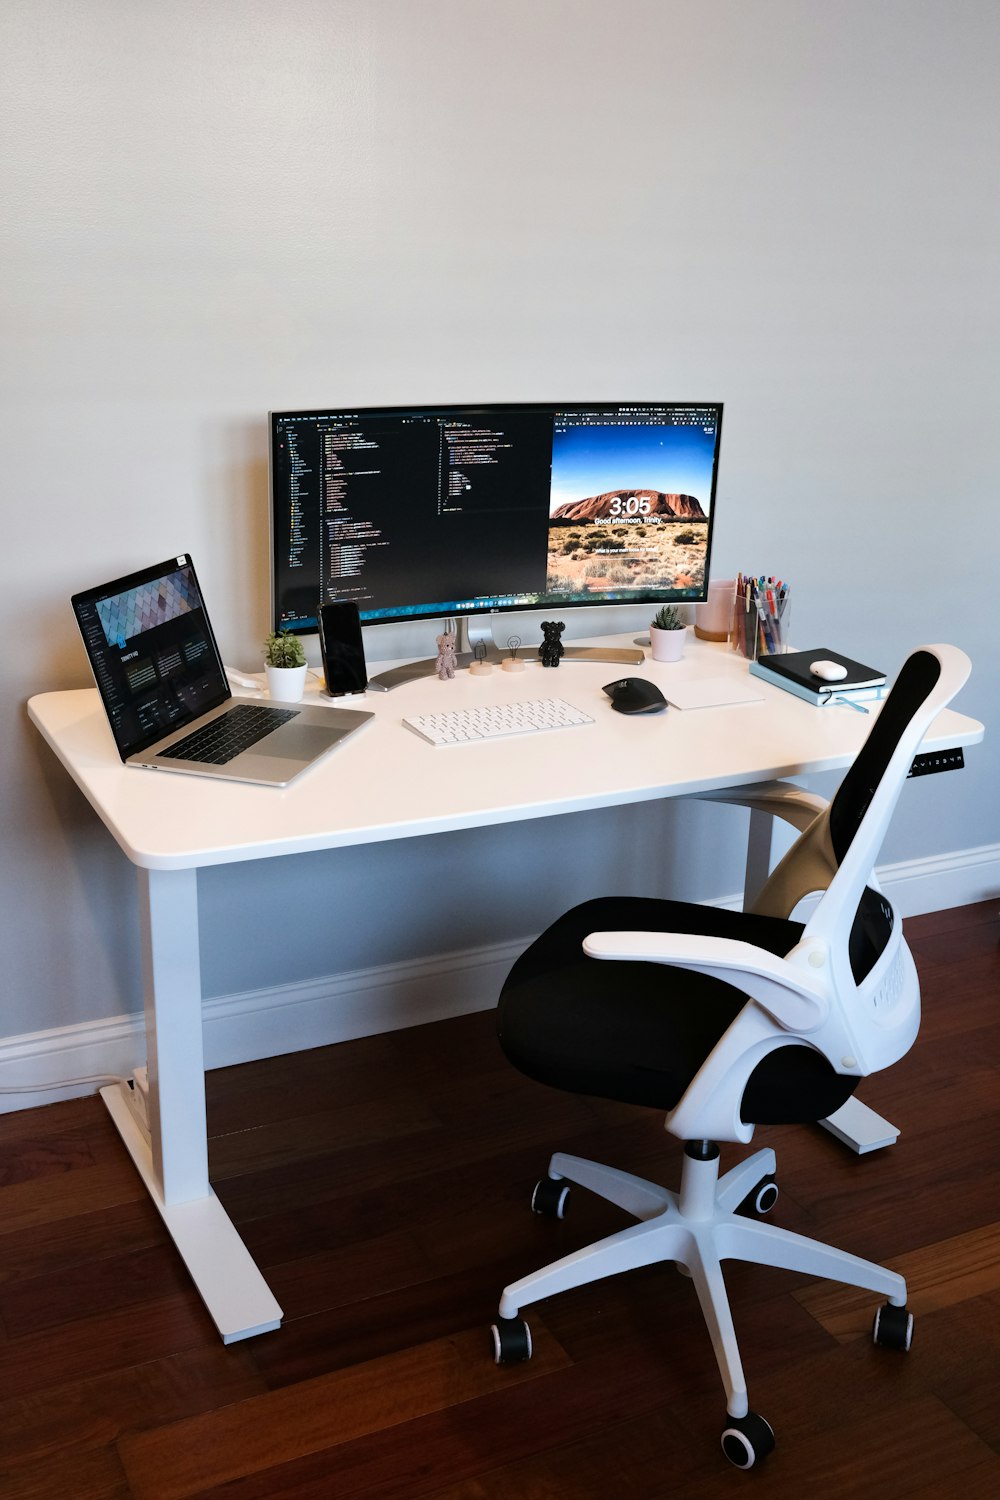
[731,587,790,661]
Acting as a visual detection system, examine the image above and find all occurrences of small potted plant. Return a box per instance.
[649,604,686,662]
[264,629,308,701]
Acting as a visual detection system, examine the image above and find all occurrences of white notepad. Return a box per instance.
[663,676,765,710]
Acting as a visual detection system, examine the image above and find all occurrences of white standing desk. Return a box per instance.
[27,635,984,1342]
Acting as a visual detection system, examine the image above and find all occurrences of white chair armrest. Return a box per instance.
[582,929,830,1033]
[687,780,829,833]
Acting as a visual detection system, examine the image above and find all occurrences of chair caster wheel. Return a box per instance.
[873,1302,913,1350]
[738,1174,778,1216]
[721,1411,775,1469]
[531,1176,570,1218]
[491,1314,532,1364]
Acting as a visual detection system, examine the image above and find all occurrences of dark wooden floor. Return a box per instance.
[1,901,998,1498]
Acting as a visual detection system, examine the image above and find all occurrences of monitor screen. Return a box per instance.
[270,402,723,637]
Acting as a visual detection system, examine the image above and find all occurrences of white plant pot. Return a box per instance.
[649,625,686,662]
[265,663,308,702]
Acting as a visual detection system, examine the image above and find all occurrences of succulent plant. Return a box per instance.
[651,604,684,631]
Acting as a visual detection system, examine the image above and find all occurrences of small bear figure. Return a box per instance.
[435,631,457,680]
[539,619,565,668]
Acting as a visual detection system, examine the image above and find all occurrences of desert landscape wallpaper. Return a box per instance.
[546,490,709,598]
[542,415,717,601]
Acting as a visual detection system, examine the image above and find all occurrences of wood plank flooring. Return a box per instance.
[1,900,997,1497]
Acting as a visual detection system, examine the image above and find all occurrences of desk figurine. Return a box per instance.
[539,620,565,668]
[502,635,525,673]
[435,632,457,680]
[470,640,493,676]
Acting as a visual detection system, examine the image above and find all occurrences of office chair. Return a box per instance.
[489,644,971,1468]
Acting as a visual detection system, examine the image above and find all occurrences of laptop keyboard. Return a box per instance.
[159,704,299,764]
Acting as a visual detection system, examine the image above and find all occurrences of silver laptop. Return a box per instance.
[72,554,373,786]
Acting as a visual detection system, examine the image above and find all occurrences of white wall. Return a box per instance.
[3,0,997,1049]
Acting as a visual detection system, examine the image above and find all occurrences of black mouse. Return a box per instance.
[602,677,668,715]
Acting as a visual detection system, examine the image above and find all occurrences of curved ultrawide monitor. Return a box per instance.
[270,402,722,636]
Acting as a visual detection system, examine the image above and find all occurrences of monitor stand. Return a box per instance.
[456,614,645,669]
[367,615,644,691]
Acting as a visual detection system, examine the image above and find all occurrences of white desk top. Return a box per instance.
[28,635,984,872]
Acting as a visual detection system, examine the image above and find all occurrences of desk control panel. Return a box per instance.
[908,747,965,778]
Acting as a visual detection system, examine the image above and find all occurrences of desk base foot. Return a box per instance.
[101,1084,283,1343]
[819,1096,900,1154]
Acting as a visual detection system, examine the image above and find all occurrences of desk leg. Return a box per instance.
[100,866,282,1343]
[742,810,900,1155]
[743,807,776,910]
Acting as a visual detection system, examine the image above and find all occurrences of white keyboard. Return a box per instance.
[402,696,595,746]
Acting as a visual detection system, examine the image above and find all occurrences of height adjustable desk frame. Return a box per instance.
[27,636,983,1343]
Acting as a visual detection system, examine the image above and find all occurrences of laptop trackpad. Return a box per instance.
[260,722,343,761]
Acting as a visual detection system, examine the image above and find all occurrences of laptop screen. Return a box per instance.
[72,555,230,760]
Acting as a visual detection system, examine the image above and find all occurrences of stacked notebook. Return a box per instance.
[750,648,887,707]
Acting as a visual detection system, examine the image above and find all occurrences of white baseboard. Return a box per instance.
[0,1012,146,1115]
[198,936,524,1071]
[3,845,997,1115]
[0,938,524,1115]
[713,842,1000,918]
[872,841,1000,916]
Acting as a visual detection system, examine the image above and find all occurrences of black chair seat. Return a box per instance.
[497,896,858,1124]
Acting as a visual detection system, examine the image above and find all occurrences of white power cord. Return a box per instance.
[1,1073,126,1095]
[224,665,261,689]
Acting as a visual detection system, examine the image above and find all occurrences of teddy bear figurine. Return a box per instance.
[435,631,458,680]
[539,619,565,668]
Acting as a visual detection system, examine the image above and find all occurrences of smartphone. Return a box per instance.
[317,601,368,696]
